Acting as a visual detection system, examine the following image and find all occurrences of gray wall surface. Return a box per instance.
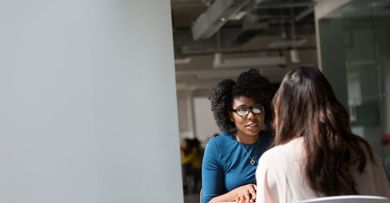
[0,0,182,202]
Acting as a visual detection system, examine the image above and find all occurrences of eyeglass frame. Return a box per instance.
[230,104,265,117]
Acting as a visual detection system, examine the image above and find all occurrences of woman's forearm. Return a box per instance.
[209,190,236,203]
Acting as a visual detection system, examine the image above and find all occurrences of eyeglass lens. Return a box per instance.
[236,104,264,116]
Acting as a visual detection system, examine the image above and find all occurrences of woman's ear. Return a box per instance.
[229,112,234,122]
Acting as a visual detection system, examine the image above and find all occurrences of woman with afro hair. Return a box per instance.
[202,69,275,203]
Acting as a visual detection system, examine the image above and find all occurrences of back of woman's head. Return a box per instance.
[209,69,274,133]
[273,66,374,196]
[273,66,350,143]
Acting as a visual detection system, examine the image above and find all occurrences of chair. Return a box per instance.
[298,195,390,203]
[199,189,202,203]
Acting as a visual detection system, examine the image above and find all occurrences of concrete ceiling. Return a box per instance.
[171,0,318,92]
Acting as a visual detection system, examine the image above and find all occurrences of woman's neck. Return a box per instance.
[235,133,259,144]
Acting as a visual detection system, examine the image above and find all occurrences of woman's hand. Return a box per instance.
[233,184,256,203]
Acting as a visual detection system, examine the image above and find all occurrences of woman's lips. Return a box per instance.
[246,122,258,128]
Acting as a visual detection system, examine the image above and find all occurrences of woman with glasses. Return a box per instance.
[256,67,390,203]
[202,69,275,203]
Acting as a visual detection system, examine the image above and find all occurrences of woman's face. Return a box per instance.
[230,96,265,138]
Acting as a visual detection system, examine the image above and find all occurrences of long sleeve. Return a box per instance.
[201,141,224,203]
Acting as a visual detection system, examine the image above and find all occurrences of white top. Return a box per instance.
[256,137,390,203]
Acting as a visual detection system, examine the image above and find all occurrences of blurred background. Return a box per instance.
[170,0,390,202]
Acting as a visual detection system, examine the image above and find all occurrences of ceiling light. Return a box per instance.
[213,54,286,69]
[229,11,247,21]
[268,38,307,48]
[174,57,192,64]
[212,52,223,67]
[290,49,300,64]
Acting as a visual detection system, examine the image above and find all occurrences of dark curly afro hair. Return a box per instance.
[208,69,275,134]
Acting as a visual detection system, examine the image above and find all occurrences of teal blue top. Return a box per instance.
[201,131,273,203]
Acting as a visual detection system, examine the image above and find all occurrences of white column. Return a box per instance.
[0,1,182,203]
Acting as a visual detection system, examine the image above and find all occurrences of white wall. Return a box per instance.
[177,90,195,138]
[0,1,182,203]
[193,97,220,144]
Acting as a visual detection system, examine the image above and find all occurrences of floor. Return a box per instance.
[183,173,201,203]
[184,193,200,203]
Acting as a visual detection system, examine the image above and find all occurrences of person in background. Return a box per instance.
[202,69,275,203]
[256,66,390,203]
[181,138,203,193]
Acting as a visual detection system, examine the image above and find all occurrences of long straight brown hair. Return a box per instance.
[273,66,374,196]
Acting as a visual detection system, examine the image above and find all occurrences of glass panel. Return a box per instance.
[341,0,382,155]
[320,0,390,178]
[371,0,390,178]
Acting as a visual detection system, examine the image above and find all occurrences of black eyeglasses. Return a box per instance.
[231,104,265,117]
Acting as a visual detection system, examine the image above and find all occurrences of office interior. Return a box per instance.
[1,0,389,203]
[174,0,390,202]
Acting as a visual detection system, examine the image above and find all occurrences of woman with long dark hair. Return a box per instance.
[256,66,390,203]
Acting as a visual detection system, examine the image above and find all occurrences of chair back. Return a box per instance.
[199,189,202,203]
[298,195,390,203]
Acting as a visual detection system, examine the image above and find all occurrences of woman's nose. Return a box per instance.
[246,110,256,119]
